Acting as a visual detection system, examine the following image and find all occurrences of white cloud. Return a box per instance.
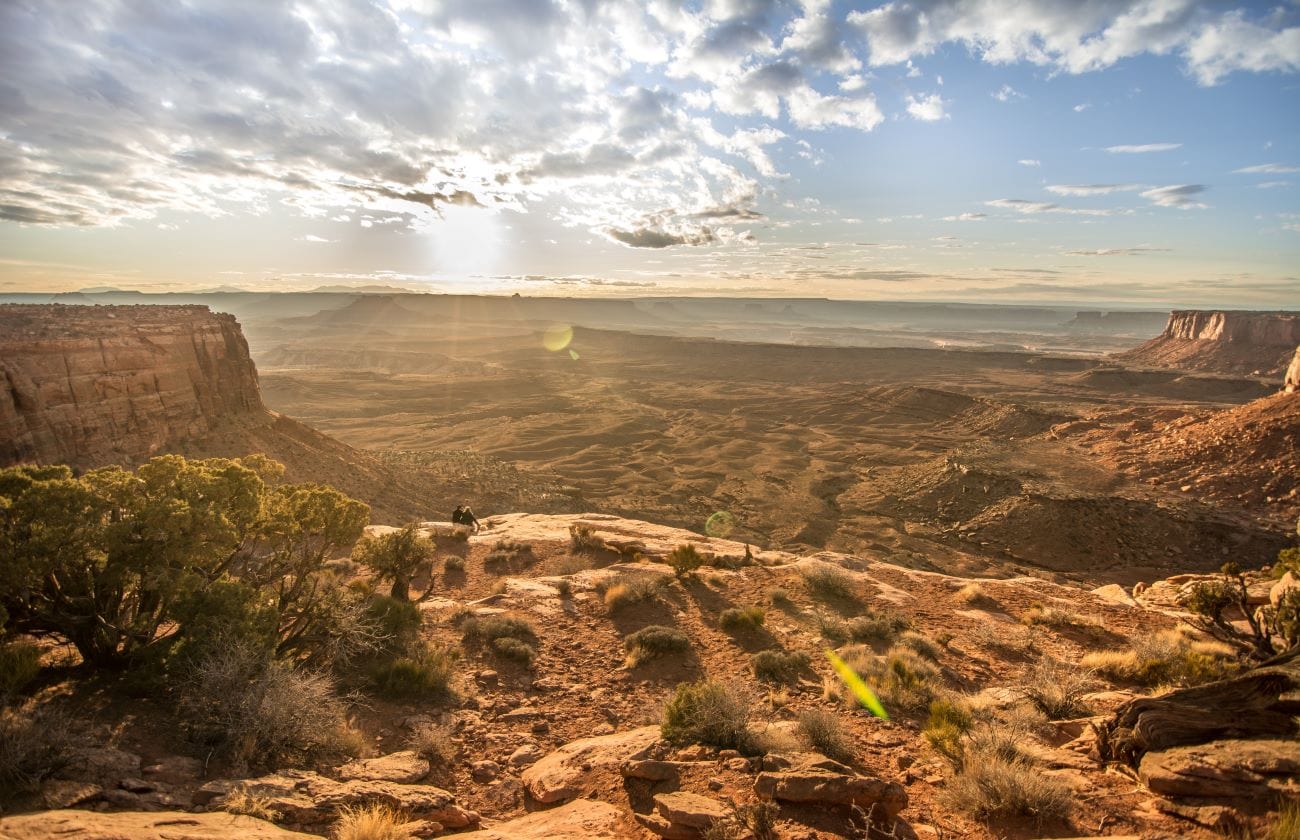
[298,234,334,243]
[1065,246,1170,256]
[905,92,948,121]
[1234,163,1300,174]
[1073,103,1091,112]
[1140,184,1209,208]
[991,84,1024,102]
[943,212,987,221]
[1106,143,1183,154]
[1257,181,1292,189]
[985,198,1123,216]
[846,1,1300,87]
[1018,159,1041,167]
[1046,183,1141,196]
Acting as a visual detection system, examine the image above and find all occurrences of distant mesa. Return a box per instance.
[1116,310,1300,378]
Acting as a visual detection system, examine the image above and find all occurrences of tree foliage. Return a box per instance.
[0,455,370,668]
[351,525,434,601]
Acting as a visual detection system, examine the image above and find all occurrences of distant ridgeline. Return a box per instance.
[1116,310,1300,378]
[0,304,263,468]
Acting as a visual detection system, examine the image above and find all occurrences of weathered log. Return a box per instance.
[1096,653,1300,767]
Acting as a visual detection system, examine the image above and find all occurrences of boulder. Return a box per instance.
[754,769,908,818]
[336,750,429,784]
[0,809,319,839]
[521,726,662,804]
[635,791,731,838]
[1138,739,1300,799]
[141,755,204,786]
[621,759,691,781]
[1092,583,1136,607]
[1270,571,1298,607]
[453,799,629,839]
[199,770,477,828]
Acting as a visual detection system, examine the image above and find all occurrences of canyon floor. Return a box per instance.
[249,313,1293,587]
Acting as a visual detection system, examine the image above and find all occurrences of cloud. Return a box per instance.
[943,212,987,221]
[905,93,948,121]
[1234,163,1300,174]
[986,198,1126,216]
[1140,184,1209,208]
[1045,184,1141,196]
[1073,103,1091,112]
[1065,247,1171,256]
[1018,159,1041,167]
[991,84,1024,102]
[297,234,333,243]
[1257,181,1292,189]
[846,1,1300,86]
[1105,143,1183,154]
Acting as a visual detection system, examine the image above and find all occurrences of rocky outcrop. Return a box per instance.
[635,791,730,838]
[0,810,318,839]
[1139,739,1300,799]
[1116,310,1300,376]
[454,799,630,839]
[521,726,662,804]
[1285,346,1300,392]
[0,304,263,467]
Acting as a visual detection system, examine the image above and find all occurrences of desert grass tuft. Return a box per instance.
[751,649,809,684]
[955,582,998,609]
[923,697,972,765]
[1018,658,1097,720]
[796,708,855,765]
[719,605,766,633]
[223,785,281,821]
[1080,626,1236,688]
[406,722,456,766]
[0,643,42,698]
[624,625,690,666]
[335,803,414,840]
[661,680,753,753]
[801,565,858,604]
[371,643,458,700]
[602,574,666,612]
[825,644,939,713]
[942,750,1071,826]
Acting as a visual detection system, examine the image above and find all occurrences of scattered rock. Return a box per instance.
[636,791,730,838]
[754,769,908,818]
[508,744,544,768]
[40,780,102,809]
[453,799,629,839]
[521,726,661,804]
[141,755,203,786]
[0,810,319,839]
[337,750,430,784]
[621,759,689,781]
[1139,739,1300,799]
[471,760,502,783]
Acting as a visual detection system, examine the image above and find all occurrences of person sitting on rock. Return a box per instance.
[452,503,481,533]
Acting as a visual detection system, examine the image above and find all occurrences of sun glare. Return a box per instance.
[431,205,506,281]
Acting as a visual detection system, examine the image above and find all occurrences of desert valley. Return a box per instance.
[0,293,1297,840]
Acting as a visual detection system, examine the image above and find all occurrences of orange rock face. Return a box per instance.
[0,304,264,468]
[1285,346,1300,393]
[1118,310,1300,376]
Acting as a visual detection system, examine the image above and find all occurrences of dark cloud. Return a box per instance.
[605,225,719,248]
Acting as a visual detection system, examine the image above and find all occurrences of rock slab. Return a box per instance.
[453,799,629,839]
[0,809,318,839]
[521,726,661,804]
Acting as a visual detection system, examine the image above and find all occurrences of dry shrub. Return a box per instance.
[0,642,42,698]
[956,582,998,609]
[443,556,465,573]
[1021,603,1101,630]
[796,708,855,765]
[372,643,458,700]
[183,645,355,771]
[826,644,938,713]
[1269,799,1300,840]
[801,565,858,603]
[624,625,690,666]
[666,544,707,578]
[942,746,1070,826]
[895,631,941,662]
[0,704,73,794]
[719,606,766,633]
[923,697,972,765]
[1019,658,1097,720]
[406,722,456,765]
[484,540,532,572]
[335,803,414,840]
[971,621,1039,656]
[767,588,795,609]
[1080,626,1237,688]
[751,649,809,684]
[569,524,604,553]
[490,636,535,665]
[602,574,666,612]
[702,801,780,840]
[845,611,909,645]
[223,785,281,821]
[661,680,753,753]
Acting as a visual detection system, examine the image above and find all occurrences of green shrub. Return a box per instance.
[796,708,854,765]
[352,525,433,601]
[1274,547,1300,578]
[719,606,766,633]
[569,524,604,553]
[490,636,536,665]
[0,642,42,698]
[461,614,538,645]
[846,611,909,644]
[661,680,752,752]
[372,643,457,700]
[923,697,972,765]
[751,649,809,684]
[364,596,422,654]
[624,625,691,666]
[801,565,857,603]
[444,556,465,573]
[666,544,706,578]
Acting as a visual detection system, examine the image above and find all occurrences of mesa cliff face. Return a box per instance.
[0,304,264,467]
[1286,347,1300,393]
[1116,310,1300,377]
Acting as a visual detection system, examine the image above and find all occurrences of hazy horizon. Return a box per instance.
[2,1,1298,307]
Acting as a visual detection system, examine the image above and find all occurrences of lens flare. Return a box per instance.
[825,648,889,720]
[704,510,735,538]
[568,349,580,361]
[543,324,573,352]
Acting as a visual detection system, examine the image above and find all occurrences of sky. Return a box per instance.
[1,0,1298,307]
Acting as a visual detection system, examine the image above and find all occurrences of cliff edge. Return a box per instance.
[0,304,263,467]
[1116,310,1300,376]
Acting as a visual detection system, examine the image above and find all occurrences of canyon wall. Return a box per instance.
[1286,347,1300,393]
[1116,310,1300,377]
[0,304,264,468]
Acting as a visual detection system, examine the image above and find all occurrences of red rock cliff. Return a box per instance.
[1286,347,1300,393]
[0,304,264,467]
[1116,310,1300,377]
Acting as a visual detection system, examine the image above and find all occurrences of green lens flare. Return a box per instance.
[704,510,735,538]
[543,323,573,352]
[825,648,889,720]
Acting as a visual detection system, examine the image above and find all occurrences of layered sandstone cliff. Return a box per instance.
[0,304,263,467]
[1286,347,1300,393]
[1116,310,1300,377]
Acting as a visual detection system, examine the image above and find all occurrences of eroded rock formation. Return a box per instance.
[1285,346,1299,393]
[1117,310,1300,376]
[0,304,263,467]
